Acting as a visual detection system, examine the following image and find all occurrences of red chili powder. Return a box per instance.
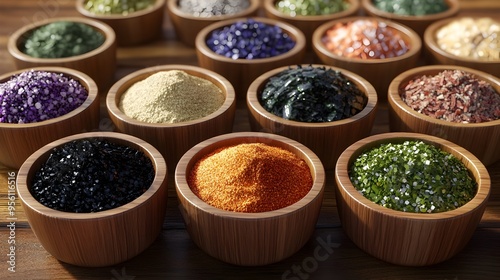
[188,143,313,213]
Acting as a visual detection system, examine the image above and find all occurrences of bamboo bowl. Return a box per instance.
[361,0,459,38]
[167,0,260,47]
[76,0,165,46]
[16,132,168,267]
[7,16,116,92]
[312,16,421,101]
[424,16,500,78]
[195,17,306,99]
[175,132,325,266]
[388,65,500,166]
[263,0,360,49]
[106,64,236,171]
[335,132,490,266]
[0,67,100,169]
[247,64,378,170]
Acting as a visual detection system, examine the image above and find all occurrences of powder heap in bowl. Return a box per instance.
[179,0,251,17]
[188,143,313,213]
[119,70,225,123]
[84,0,156,15]
[276,0,349,16]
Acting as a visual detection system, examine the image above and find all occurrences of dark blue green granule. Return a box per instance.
[31,138,154,213]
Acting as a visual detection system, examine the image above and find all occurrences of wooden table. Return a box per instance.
[1,1,499,279]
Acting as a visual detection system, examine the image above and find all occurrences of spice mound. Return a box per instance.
[349,140,477,213]
[401,70,500,123]
[373,0,448,16]
[188,143,313,213]
[22,21,105,58]
[84,0,156,15]
[179,0,250,17]
[259,65,367,122]
[322,19,410,59]
[0,70,88,124]
[31,138,155,213]
[275,0,349,16]
[119,70,225,123]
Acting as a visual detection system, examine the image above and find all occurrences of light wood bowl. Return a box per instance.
[106,64,236,171]
[76,0,165,46]
[335,132,490,266]
[16,132,168,267]
[361,0,459,39]
[263,0,360,49]
[388,65,500,166]
[312,16,421,101]
[424,16,500,78]
[0,67,100,169]
[175,132,325,266]
[247,64,378,170]
[195,17,306,99]
[167,0,260,47]
[7,16,116,92]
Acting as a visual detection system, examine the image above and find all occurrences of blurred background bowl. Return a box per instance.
[16,131,168,267]
[388,65,500,166]
[0,67,100,169]
[247,64,378,170]
[335,132,490,266]
[175,132,325,266]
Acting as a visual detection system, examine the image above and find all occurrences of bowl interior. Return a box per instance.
[264,0,360,21]
[362,0,460,21]
[168,0,260,20]
[76,0,165,19]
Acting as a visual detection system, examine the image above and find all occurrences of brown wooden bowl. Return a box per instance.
[263,0,360,50]
[0,67,100,169]
[76,0,165,46]
[312,16,421,101]
[167,0,260,47]
[424,16,500,78]
[195,17,306,99]
[16,131,168,267]
[388,65,500,166]
[361,0,459,39]
[175,132,325,266]
[247,64,378,170]
[7,16,116,92]
[335,132,490,266]
[106,64,236,171]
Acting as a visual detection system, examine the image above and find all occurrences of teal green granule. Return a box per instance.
[349,140,477,213]
[276,0,349,16]
[373,0,448,16]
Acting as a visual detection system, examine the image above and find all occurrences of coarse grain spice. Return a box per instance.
[84,0,156,15]
[178,0,250,17]
[188,143,313,213]
[373,0,448,16]
[119,70,225,123]
[401,70,500,123]
[276,0,349,16]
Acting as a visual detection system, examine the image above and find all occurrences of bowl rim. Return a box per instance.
[335,132,491,220]
[7,16,116,63]
[195,16,306,64]
[76,0,166,19]
[247,64,378,127]
[106,64,236,127]
[175,131,325,219]
[17,131,167,220]
[263,0,361,22]
[167,0,261,21]
[0,66,98,128]
[361,0,460,22]
[388,64,500,128]
[423,15,500,65]
[312,16,422,64]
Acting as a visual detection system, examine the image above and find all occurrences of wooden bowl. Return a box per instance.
[361,0,459,38]
[106,64,236,171]
[263,0,360,49]
[0,67,100,169]
[312,16,421,101]
[16,131,168,267]
[424,16,500,78]
[195,17,306,99]
[335,132,490,266]
[76,0,165,46]
[247,64,378,170]
[7,16,116,92]
[175,132,325,266]
[167,0,260,47]
[388,65,500,166]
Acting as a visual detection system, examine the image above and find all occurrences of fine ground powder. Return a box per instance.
[119,70,225,123]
